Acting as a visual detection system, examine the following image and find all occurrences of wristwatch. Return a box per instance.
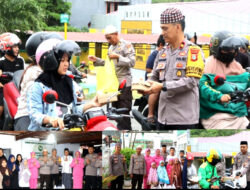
[162,82,167,92]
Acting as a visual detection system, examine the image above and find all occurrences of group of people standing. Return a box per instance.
[0,146,102,189]
[109,143,191,189]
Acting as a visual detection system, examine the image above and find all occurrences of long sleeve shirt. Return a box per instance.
[39,157,53,175]
[129,154,146,175]
[109,153,127,176]
[84,153,98,176]
[61,155,73,174]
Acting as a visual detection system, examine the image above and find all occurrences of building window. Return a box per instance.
[115,3,118,11]
[147,11,149,17]
[130,12,132,17]
[126,12,128,17]
[143,12,145,18]
[107,2,111,13]
[138,12,140,18]
[134,11,136,16]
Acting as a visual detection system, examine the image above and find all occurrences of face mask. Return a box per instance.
[216,52,235,65]
[210,158,220,166]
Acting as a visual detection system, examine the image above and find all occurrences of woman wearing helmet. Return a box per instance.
[14,32,63,130]
[14,32,62,131]
[27,40,101,131]
[198,149,221,189]
[199,31,249,129]
[0,33,24,120]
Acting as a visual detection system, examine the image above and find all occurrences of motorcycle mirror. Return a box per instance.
[42,90,58,104]
[119,79,126,90]
[214,75,226,86]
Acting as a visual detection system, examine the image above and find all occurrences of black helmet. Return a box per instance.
[210,31,233,57]
[240,37,249,49]
[25,32,48,60]
[26,32,64,62]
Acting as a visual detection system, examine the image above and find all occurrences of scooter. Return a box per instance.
[1,70,23,130]
[42,79,133,131]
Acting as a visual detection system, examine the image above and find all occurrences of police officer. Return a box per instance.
[109,143,127,189]
[88,25,135,130]
[233,141,250,188]
[142,8,205,130]
[84,145,98,189]
[129,145,146,189]
[198,149,221,189]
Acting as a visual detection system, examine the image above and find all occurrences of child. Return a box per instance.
[157,160,170,188]
[147,162,158,188]
[167,159,174,180]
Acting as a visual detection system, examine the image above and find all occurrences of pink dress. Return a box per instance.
[143,155,154,189]
[166,164,173,180]
[70,152,84,189]
[147,167,158,184]
[153,155,164,167]
[28,152,40,189]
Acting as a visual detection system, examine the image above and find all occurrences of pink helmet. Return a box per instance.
[35,38,61,67]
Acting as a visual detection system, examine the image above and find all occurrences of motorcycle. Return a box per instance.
[1,70,23,130]
[42,79,133,131]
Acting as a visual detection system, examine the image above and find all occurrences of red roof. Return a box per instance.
[189,152,232,158]
[54,32,211,45]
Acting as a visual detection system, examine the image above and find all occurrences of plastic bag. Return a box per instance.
[96,57,119,93]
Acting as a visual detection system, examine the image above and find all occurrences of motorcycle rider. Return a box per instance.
[198,149,221,189]
[0,33,24,120]
[200,31,249,129]
[27,40,102,131]
[14,32,63,130]
[142,7,205,129]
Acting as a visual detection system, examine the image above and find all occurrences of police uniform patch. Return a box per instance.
[161,53,166,58]
[176,70,182,77]
[179,51,186,56]
[176,62,183,68]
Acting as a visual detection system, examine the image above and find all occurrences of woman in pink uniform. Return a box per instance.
[28,152,40,189]
[143,148,154,189]
[70,151,84,189]
[153,149,164,167]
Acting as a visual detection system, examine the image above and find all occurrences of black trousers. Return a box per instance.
[40,174,50,189]
[50,173,60,188]
[112,86,132,130]
[84,176,97,189]
[131,174,143,189]
[96,176,102,189]
[158,123,198,130]
[111,175,124,189]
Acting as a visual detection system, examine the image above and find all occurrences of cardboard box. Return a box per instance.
[131,81,151,92]
[97,92,118,104]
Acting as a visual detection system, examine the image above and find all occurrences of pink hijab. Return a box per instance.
[204,56,245,76]
[167,159,174,179]
[147,162,158,184]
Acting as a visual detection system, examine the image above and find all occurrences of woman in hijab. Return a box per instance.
[27,40,101,131]
[19,158,31,189]
[28,152,40,189]
[144,148,153,189]
[0,159,12,189]
[157,160,170,188]
[7,155,18,189]
[153,149,164,168]
[170,158,182,189]
[70,151,84,189]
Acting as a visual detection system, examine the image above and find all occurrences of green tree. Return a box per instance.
[190,129,243,137]
[38,0,71,27]
[0,0,45,33]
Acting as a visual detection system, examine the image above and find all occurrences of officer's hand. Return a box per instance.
[108,53,119,60]
[88,55,97,62]
[130,174,133,179]
[220,94,231,103]
[142,81,163,95]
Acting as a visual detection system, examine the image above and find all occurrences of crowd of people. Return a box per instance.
[0,146,102,189]
[109,143,196,189]
[0,6,250,130]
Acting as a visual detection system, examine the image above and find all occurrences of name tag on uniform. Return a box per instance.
[159,58,166,62]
